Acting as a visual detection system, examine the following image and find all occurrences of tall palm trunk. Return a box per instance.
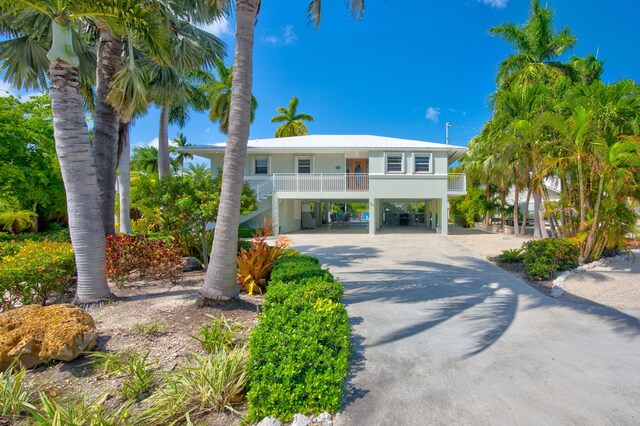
[520,183,532,236]
[582,175,604,263]
[577,159,586,230]
[118,122,132,234]
[158,106,171,178]
[49,21,112,303]
[533,190,543,238]
[199,0,259,304]
[93,25,123,236]
[512,172,519,233]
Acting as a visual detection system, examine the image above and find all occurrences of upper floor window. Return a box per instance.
[385,153,404,173]
[254,157,269,175]
[413,154,432,173]
[296,156,313,174]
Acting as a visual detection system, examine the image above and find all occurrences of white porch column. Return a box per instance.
[440,197,448,235]
[430,200,437,230]
[376,199,382,230]
[271,194,280,236]
[369,197,376,235]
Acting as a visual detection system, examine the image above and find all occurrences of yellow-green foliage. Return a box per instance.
[0,241,75,310]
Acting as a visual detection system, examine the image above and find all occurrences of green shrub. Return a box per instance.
[246,252,351,422]
[0,241,75,310]
[238,227,258,239]
[0,242,22,259]
[499,248,524,263]
[523,238,579,280]
[0,228,70,243]
[269,252,334,283]
[88,350,156,400]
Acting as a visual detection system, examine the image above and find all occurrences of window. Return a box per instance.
[385,153,404,173]
[413,154,431,173]
[296,156,312,174]
[254,157,269,175]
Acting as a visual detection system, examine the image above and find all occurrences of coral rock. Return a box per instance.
[0,304,97,371]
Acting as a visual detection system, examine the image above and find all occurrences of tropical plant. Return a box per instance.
[171,132,193,175]
[236,222,291,295]
[199,0,366,305]
[0,198,36,234]
[0,95,66,230]
[271,96,313,137]
[489,0,576,86]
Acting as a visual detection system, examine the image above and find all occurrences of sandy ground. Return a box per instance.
[448,225,531,259]
[561,251,640,313]
[448,225,640,313]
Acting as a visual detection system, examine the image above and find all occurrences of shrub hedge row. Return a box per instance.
[0,241,75,310]
[523,238,579,280]
[247,252,351,422]
[0,228,70,243]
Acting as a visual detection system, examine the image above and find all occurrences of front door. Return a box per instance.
[346,159,369,190]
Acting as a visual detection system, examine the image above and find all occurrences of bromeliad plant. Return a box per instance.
[236,221,291,295]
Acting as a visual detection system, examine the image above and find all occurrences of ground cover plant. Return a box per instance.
[246,252,351,422]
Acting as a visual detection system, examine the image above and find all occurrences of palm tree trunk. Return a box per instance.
[512,178,519,234]
[158,106,171,178]
[92,25,122,236]
[200,216,209,267]
[582,175,604,263]
[533,190,543,239]
[520,184,532,236]
[199,0,259,304]
[118,122,132,234]
[577,159,586,230]
[48,21,112,303]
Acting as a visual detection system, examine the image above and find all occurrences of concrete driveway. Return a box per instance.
[289,233,640,425]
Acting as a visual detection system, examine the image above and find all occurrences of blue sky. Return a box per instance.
[3,0,639,157]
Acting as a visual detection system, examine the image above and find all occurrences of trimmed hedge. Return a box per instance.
[246,252,351,422]
[523,238,579,280]
[269,252,335,283]
[0,241,75,310]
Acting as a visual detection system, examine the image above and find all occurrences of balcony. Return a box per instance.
[448,173,466,194]
[273,173,369,192]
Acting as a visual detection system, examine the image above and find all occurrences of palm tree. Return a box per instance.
[131,146,160,174]
[204,59,258,135]
[489,0,576,86]
[271,97,314,137]
[170,132,193,175]
[0,0,114,303]
[199,0,365,305]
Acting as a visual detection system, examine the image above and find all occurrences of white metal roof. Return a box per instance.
[183,134,467,160]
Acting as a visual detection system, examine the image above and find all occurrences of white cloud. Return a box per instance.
[425,107,441,123]
[145,136,180,149]
[197,16,233,37]
[479,0,508,8]
[0,81,39,102]
[263,25,298,46]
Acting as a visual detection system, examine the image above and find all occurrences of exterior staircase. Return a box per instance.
[239,178,274,225]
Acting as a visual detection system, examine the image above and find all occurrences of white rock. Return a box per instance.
[257,416,283,426]
[291,414,312,426]
[551,285,564,298]
[313,412,333,426]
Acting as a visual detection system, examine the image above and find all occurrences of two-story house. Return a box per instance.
[183,134,467,235]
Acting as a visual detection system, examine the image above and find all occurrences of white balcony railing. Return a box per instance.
[448,173,466,192]
[273,173,369,192]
